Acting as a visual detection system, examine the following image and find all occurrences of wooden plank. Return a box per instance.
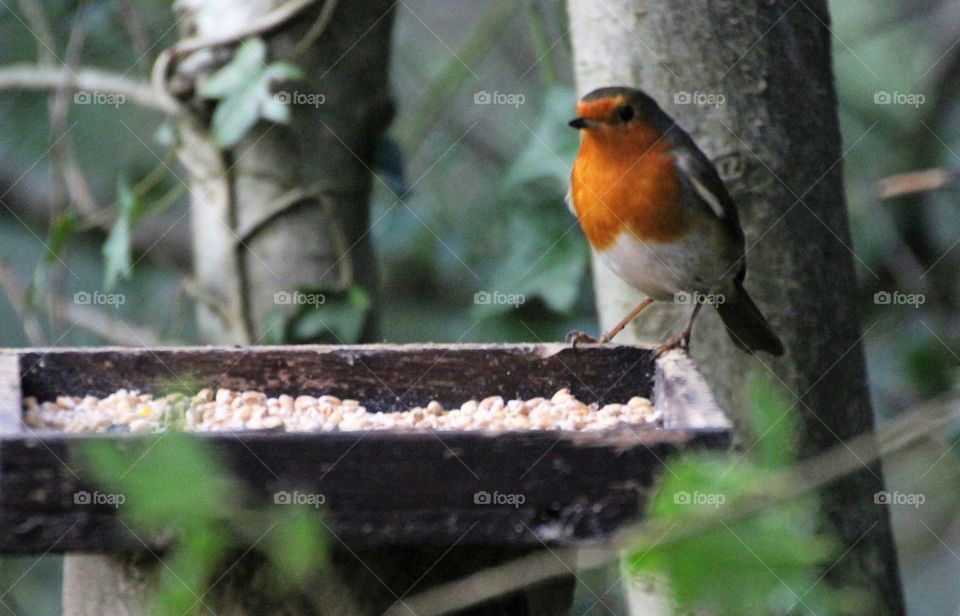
[0,344,728,553]
[0,352,20,434]
[0,429,727,553]
[14,344,659,414]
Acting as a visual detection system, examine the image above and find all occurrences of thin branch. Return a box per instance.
[876,168,959,199]
[14,0,58,65]
[0,63,181,115]
[391,395,960,616]
[0,259,179,347]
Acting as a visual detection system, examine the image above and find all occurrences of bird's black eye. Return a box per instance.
[617,105,635,122]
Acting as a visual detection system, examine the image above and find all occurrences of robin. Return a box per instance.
[566,86,784,356]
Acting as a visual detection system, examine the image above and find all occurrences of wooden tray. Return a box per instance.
[0,344,729,553]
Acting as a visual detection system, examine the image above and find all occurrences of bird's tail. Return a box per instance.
[715,283,784,356]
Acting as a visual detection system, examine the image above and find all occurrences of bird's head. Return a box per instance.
[568,87,669,135]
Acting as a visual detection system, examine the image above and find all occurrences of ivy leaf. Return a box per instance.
[199,38,304,148]
[270,285,372,344]
[472,197,587,320]
[501,85,578,196]
[473,85,586,320]
[102,174,144,289]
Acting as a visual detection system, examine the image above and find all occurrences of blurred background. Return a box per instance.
[1,0,959,614]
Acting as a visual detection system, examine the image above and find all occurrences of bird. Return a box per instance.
[565,86,784,356]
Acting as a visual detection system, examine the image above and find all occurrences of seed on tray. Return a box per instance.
[22,387,660,434]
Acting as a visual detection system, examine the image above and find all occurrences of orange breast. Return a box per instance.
[570,126,687,250]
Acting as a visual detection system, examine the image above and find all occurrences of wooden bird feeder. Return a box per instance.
[0,344,729,609]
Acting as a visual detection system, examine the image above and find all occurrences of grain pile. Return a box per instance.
[23,387,660,433]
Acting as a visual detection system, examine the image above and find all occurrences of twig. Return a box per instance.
[0,260,178,347]
[117,0,150,56]
[876,168,959,199]
[172,0,318,56]
[150,0,319,102]
[0,63,181,115]
[15,0,58,65]
[397,1,524,157]
[390,395,960,616]
[291,0,340,58]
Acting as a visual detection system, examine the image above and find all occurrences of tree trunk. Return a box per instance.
[63,1,393,613]
[567,0,905,613]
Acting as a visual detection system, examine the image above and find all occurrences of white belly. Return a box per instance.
[598,226,737,301]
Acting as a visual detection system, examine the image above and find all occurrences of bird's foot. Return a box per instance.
[566,330,602,349]
[655,333,690,357]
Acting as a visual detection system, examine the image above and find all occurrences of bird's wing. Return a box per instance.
[667,126,747,279]
[670,131,744,227]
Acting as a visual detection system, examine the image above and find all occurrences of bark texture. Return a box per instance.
[567,0,904,613]
[179,0,393,344]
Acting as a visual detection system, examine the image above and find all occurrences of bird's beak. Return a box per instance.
[568,117,588,129]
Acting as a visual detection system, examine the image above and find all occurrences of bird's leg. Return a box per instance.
[599,297,654,343]
[566,297,654,348]
[656,302,704,355]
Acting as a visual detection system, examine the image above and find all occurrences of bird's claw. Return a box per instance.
[655,334,690,357]
[566,331,599,349]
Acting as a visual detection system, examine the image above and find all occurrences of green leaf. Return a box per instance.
[628,455,837,615]
[45,212,76,264]
[472,197,588,319]
[198,38,268,98]
[747,380,799,469]
[473,85,587,320]
[199,38,305,148]
[501,85,578,195]
[81,433,237,527]
[102,174,143,289]
[264,510,329,587]
[285,285,372,344]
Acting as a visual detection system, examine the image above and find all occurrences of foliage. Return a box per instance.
[626,382,872,615]
[198,37,303,148]
[472,86,588,320]
[80,434,329,614]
